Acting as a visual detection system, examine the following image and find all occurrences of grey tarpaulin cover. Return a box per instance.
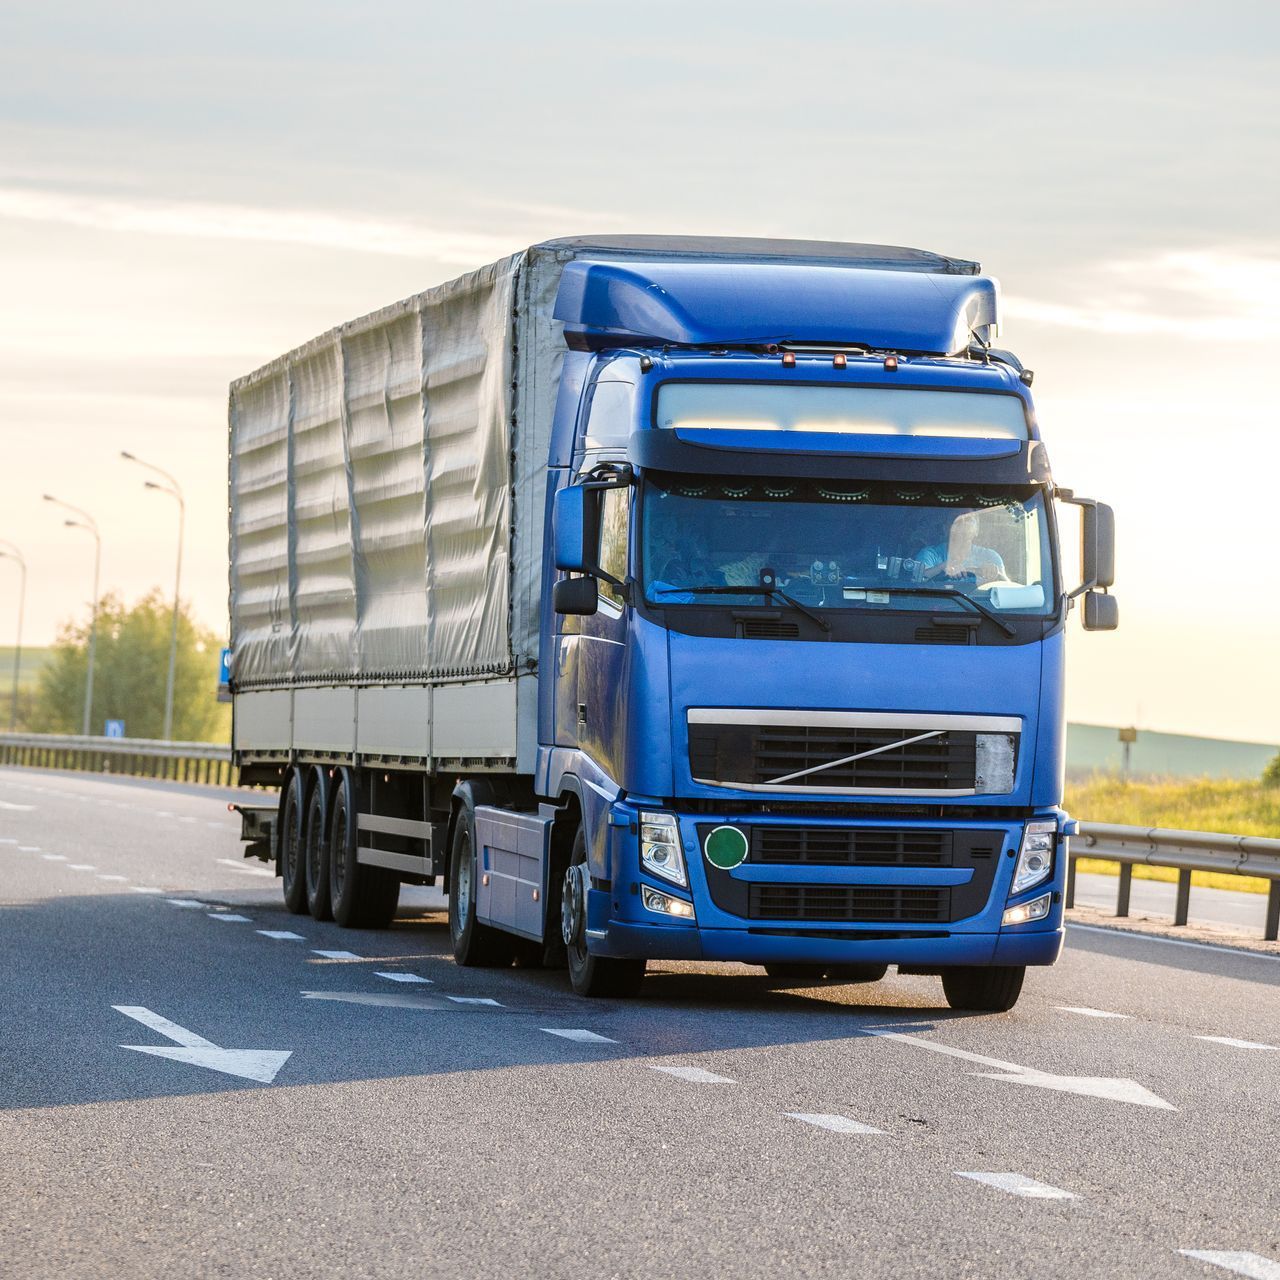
[229,236,977,689]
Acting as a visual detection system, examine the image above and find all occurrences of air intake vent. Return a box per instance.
[749,884,950,923]
[915,625,972,644]
[742,619,801,639]
[970,846,995,860]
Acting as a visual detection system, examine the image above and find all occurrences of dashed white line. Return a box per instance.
[1196,1036,1278,1052]
[1180,1252,1280,1279]
[312,949,362,960]
[208,913,251,923]
[541,1028,616,1043]
[259,930,305,940]
[647,1064,735,1085]
[786,1112,885,1135]
[97,874,127,882]
[67,864,97,871]
[1056,1006,1132,1019]
[445,996,503,1007]
[0,837,17,844]
[167,899,209,909]
[40,853,64,860]
[376,971,433,984]
[178,817,197,824]
[956,1172,1076,1199]
[130,886,164,895]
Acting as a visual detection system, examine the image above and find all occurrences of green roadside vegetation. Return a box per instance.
[1066,772,1280,896]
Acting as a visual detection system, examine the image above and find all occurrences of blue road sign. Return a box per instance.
[104,719,125,738]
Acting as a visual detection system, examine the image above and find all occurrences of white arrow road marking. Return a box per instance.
[1056,1006,1132,1019]
[259,930,305,940]
[786,1112,884,1135]
[957,1172,1076,1199]
[1180,1252,1280,1278]
[312,949,362,960]
[376,971,432,984]
[445,996,503,1006]
[648,1065,735,1084]
[867,1030,1175,1110]
[208,913,251,923]
[1196,1036,1278,1051]
[542,1028,616,1044]
[167,899,209,909]
[216,858,274,878]
[113,1005,291,1084]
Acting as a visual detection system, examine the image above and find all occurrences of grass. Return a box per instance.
[1066,774,1279,896]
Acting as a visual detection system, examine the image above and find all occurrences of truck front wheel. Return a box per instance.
[563,828,645,998]
[941,965,1025,1012]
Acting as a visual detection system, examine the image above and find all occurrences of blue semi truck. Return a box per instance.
[229,235,1116,1012]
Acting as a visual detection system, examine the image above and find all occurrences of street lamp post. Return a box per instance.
[121,452,185,741]
[0,541,26,731]
[44,495,101,736]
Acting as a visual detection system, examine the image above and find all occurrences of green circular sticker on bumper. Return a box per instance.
[704,825,749,869]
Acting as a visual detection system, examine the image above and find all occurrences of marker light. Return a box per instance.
[833,353,846,369]
[639,811,687,887]
[884,354,899,372]
[1011,820,1057,896]
[641,885,696,919]
[1002,893,1051,926]
[781,351,796,368]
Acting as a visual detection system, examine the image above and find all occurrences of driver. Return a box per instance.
[914,511,1006,585]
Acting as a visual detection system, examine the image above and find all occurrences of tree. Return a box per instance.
[32,591,227,742]
[1264,752,1280,789]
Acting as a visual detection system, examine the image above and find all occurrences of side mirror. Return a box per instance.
[1083,590,1119,631]
[554,576,598,616]
[1082,502,1116,590]
[554,485,599,574]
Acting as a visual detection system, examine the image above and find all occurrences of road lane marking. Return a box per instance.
[206,821,225,828]
[786,1112,884,1135]
[131,886,164,894]
[1056,1006,1132,1019]
[0,837,17,843]
[259,930,305,940]
[179,817,197,824]
[0,800,34,810]
[97,874,127,882]
[1196,1036,1278,1051]
[376,972,432,984]
[156,811,173,817]
[866,1029,1175,1110]
[167,899,209,908]
[1180,1252,1280,1278]
[301,990,444,1009]
[312,949,362,960]
[217,858,275,878]
[68,863,97,871]
[208,913,251,922]
[648,1065,735,1084]
[1068,923,1280,963]
[23,846,44,852]
[541,1028,616,1043]
[114,1005,291,1084]
[445,996,503,1006]
[957,1172,1076,1199]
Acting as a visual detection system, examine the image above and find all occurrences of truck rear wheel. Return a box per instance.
[304,771,333,921]
[941,965,1025,1012]
[280,770,307,915]
[563,828,645,998]
[448,803,514,967]
[328,770,399,929]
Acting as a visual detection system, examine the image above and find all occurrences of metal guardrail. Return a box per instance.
[1069,822,1280,942]
[0,732,235,786]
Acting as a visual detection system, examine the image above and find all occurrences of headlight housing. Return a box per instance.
[640,811,687,887]
[1010,819,1057,896]
[1003,892,1051,926]
[641,884,696,919]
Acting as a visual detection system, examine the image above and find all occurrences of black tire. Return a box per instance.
[763,964,828,982]
[563,828,645,998]
[279,770,308,915]
[328,770,400,929]
[304,772,332,921]
[941,965,1026,1012]
[448,801,514,967]
[825,964,890,984]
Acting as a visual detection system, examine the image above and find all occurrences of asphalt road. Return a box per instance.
[2,766,1278,1280]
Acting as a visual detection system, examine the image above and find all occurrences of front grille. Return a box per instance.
[689,722,979,790]
[749,884,950,923]
[753,826,948,866]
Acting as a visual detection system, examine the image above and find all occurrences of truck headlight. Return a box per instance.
[640,811,687,887]
[641,885,696,919]
[1010,820,1057,896]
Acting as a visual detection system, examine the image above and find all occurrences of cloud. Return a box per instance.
[1004,249,1280,342]
[0,185,520,263]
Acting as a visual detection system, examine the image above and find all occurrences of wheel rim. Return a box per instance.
[331,791,347,898]
[306,796,323,892]
[561,863,586,960]
[456,833,472,921]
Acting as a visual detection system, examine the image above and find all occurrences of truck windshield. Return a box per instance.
[641,475,1056,616]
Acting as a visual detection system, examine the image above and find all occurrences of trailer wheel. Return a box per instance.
[941,965,1025,1012]
[825,964,889,983]
[448,802,514,967]
[280,770,307,915]
[329,770,399,929]
[304,772,332,921]
[563,828,645,998]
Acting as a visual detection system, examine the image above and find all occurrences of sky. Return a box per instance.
[0,0,1277,742]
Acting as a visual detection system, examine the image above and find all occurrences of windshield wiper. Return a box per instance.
[859,584,1017,637]
[652,584,832,633]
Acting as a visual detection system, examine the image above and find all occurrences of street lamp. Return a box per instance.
[121,451,185,741]
[0,541,26,731]
[44,495,101,736]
